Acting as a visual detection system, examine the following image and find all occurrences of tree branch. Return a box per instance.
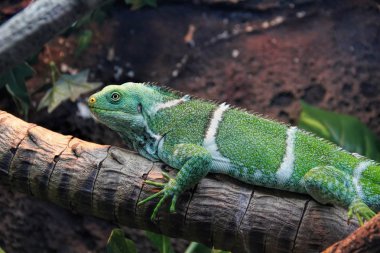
[323,212,380,253]
[0,0,104,73]
[0,110,359,252]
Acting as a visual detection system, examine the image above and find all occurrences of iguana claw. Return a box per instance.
[347,199,376,226]
[138,172,179,221]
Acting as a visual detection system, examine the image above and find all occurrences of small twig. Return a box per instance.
[203,10,317,47]
[323,212,380,253]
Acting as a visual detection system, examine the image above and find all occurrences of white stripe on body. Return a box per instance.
[353,160,372,200]
[203,103,234,173]
[154,95,190,113]
[276,126,297,185]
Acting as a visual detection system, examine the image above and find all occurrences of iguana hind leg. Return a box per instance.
[303,166,375,225]
[138,143,212,221]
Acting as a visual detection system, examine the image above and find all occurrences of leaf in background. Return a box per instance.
[211,249,230,253]
[145,231,174,253]
[70,7,107,31]
[299,101,380,161]
[0,246,5,253]
[185,242,211,253]
[106,228,137,253]
[75,29,93,56]
[38,69,102,113]
[0,62,34,116]
[184,242,231,253]
[88,8,108,24]
[125,0,157,10]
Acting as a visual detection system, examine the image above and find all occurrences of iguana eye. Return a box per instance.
[111,92,121,101]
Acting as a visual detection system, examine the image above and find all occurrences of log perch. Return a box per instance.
[0,110,360,252]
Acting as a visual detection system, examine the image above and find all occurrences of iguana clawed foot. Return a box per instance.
[347,199,376,226]
[138,172,180,221]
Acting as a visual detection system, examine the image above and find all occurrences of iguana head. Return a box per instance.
[88,82,154,133]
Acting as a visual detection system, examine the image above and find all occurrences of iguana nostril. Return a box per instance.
[88,97,96,104]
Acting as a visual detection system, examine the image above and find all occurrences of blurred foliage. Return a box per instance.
[125,0,157,10]
[38,66,102,113]
[185,242,230,253]
[146,231,174,253]
[71,6,109,30]
[185,242,209,253]
[69,0,158,55]
[0,62,34,117]
[75,29,93,56]
[67,2,111,55]
[107,229,231,253]
[0,246,5,253]
[107,229,137,253]
[66,2,112,36]
[299,101,380,161]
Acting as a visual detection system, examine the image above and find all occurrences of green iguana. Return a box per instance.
[88,82,378,224]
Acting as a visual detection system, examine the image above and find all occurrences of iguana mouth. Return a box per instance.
[88,107,120,113]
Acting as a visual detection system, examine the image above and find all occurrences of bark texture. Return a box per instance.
[0,0,104,73]
[0,110,360,252]
[323,212,380,253]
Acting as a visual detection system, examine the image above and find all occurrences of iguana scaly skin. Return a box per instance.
[88,82,378,224]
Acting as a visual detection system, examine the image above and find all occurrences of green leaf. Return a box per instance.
[299,101,380,161]
[75,29,93,56]
[0,246,5,253]
[211,249,230,253]
[184,242,231,253]
[38,69,102,113]
[106,228,137,253]
[145,231,174,253]
[70,6,108,30]
[125,0,157,10]
[185,242,211,253]
[0,62,34,116]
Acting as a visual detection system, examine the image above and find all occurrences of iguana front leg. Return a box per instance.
[138,143,212,220]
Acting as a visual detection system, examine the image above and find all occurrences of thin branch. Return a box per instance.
[0,0,104,73]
